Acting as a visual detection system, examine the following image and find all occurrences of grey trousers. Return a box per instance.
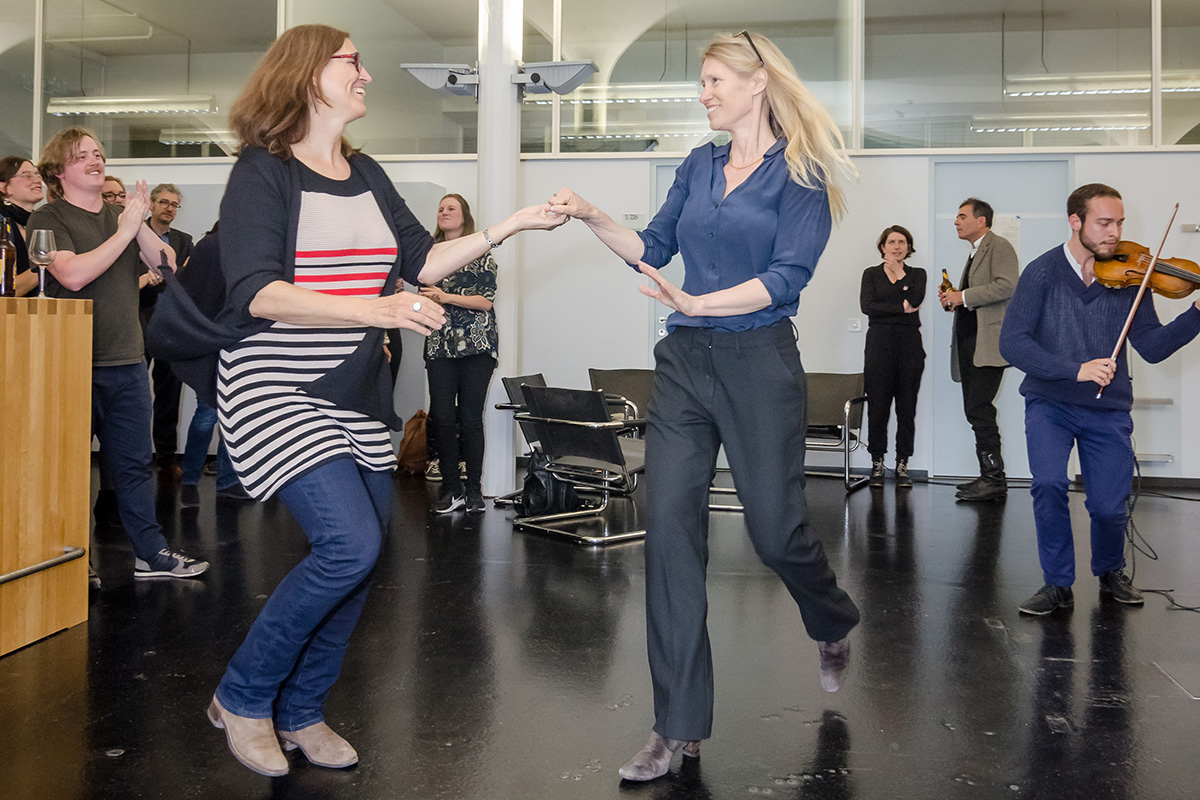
[644,322,861,741]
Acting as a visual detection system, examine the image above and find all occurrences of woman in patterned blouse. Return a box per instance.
[422,193,499,515]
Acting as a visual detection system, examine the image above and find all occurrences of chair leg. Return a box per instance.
[513,492,646,545]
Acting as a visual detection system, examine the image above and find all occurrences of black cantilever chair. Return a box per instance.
[803,372,869,492]
[491,373,547,508]
[513,385,646,545]
[587,367,655,425]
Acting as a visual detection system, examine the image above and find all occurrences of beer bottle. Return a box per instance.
[939,268,955,312]
[1,218,17,298]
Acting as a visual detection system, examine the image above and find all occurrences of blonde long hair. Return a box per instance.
[703,32,856,220]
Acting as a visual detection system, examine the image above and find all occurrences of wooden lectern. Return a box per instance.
[1,297,92,657]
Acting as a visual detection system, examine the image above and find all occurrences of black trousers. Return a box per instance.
[864,325,924,460]
[645,323,860,741]
[956,332,1005,454]
[426,353,496,493]
[151,358,182,462]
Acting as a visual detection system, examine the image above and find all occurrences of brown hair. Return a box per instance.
[432,193,476,243]
[1068,183,1122,223]
[701,32,856,221]
[876,225,915,258]
[229,24,356,159]
[37,126,105,201]
[1,156,34,196]
[103,175,125,191]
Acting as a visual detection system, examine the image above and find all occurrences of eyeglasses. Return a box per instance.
[102,191,126,202]
[154,199,181,210]
[736,30,765,66]
[12,171,40,181]
[330,51,364,72]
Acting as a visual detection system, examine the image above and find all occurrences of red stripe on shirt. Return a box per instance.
[295,270,391,283]
[295,247,398,259]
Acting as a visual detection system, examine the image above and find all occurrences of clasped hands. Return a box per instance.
[547,187,698,315]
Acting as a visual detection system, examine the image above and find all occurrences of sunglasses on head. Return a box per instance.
[736,30,765,66]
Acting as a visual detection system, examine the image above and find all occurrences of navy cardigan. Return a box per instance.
[147,148,432,429]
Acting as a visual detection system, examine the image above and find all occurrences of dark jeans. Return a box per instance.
[151,358,182,463]
[426,353,496,493]
[92,363,169,560]
[956,331,1005,454]
[864,325,924,460]
[645,323,860,741]
[181,398,237,490]
[1025,397,1132,587]
[215,459,391,730]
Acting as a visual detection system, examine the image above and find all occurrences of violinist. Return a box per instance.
[999,183,1200,617]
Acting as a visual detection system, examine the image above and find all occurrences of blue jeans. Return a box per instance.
[181,398,237,490]
[92,363,169,560]
[1025,396,1133,587]
[215,458,391,730]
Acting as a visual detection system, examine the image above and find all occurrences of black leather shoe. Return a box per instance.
[1018,584,1074,615]
[956,477,981,492]
[216,483,255,502]
[1099,570,1144,604]
[181,484,201,508]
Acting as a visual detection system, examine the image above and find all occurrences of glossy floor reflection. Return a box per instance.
[3,472,1200,799]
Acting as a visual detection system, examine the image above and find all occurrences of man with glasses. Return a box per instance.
[142,183,194,480]
[29,126,207,579]
[101,176,126,207]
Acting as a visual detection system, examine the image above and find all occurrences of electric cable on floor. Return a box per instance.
[1125,447,1200,614]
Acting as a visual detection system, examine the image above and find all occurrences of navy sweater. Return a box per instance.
[999,245,1200,411]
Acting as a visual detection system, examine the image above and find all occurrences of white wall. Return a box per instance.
[124,148,1200,480]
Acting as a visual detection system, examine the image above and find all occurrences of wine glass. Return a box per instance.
[27,229,56,299]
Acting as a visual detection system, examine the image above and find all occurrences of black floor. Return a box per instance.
[3,471,1200,800]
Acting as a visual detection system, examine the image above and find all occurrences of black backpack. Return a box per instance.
[516,452,583,517]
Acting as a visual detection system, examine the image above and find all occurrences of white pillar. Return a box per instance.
[478,0,523,496]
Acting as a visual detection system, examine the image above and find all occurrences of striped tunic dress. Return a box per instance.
[218,168,398,499]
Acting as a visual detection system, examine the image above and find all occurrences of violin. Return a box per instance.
[1094,240,1200,299]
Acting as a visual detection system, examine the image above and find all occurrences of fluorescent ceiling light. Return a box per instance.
[1004,71,1200,97]
[971,112,1149,133]
[523,82,698,105]
[47,95,216,116]
[158,128,235,146]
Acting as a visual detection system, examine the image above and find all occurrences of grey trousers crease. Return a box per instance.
[644,323,861,742]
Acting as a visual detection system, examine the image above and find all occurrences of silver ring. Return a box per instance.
[412,301,422,312]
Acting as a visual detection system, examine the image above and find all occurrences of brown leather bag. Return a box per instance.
[396,409,428,475]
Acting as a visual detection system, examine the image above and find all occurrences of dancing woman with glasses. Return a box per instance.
[549,31,861,781]
[0,156,45,296]
[184,24,564,776]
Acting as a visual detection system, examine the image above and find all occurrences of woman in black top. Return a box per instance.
[0,156,44,296]
[859,225,925,487]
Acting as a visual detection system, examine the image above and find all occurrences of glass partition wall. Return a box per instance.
[5,0,1197,159]
[521,0,853,154]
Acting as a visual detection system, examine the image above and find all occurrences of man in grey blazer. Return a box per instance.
[938,198,1019,502]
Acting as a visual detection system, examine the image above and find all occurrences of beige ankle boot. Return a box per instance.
[277,721,358,768]
[207,696,288,777]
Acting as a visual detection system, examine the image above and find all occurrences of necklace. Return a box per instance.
[728,156,763,171]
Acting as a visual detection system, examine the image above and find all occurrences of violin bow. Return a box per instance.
[1096,202,1180,399]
